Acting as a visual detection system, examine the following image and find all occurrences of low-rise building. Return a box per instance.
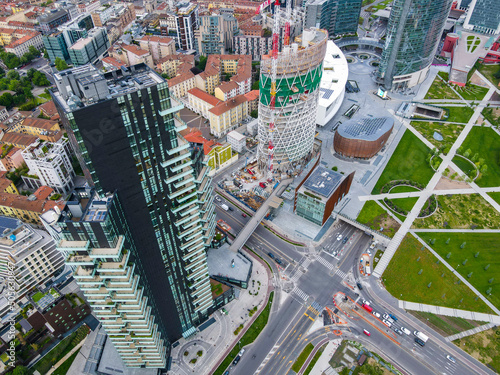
[0,132,38,149]
[244,90,259,113]
[0,186,65,225]
[10,117,61,137]
[227,130,246,153]
[0,106,8,122]
[0,216,64,298]
[138,35,175,63]
[188,87,221,118]
[157,54,195,78]
[21,139,75,195]
[0,146,24,172]
[0,171,18,194]
[38,101,60,121]
[168,70,196,98]
[294,166,354,226]
[209,95,249,137]
[120,44,154,68]
[4,31,43,57]
[215,81,239,101]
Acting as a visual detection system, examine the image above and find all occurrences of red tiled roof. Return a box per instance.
[122,44,149,56]
[103,56,125,69]
[188,88,221,107]
[139,35,173,44]
[244,90,259,101]
[209,94,247,116]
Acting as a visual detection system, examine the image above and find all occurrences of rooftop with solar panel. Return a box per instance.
[337,117,394,141]
[53,187,115,224]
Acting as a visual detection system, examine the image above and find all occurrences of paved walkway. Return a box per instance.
[308,339,342,375]
[398,300,500,324]
[445,323,497,342]
[359,186,500,201]
[45,339,85,375]
[373,84,498,278]
[412,228,500,232]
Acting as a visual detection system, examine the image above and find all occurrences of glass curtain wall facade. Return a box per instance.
[378,0,453,89]
[330,0,363,35]
[50,64,216,366]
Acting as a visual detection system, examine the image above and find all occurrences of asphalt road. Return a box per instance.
[213,194,494,375]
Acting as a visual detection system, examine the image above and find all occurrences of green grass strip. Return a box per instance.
[303,343,327,375]
[213,292,274,375]
[292,343,315,372]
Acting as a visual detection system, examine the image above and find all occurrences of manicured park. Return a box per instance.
[372,131,435,193]
[418,232,500,310]
[424,76,461,100]
[383,234,492,313]
[442,106,475,123]
[410,121,464,153]
[478,64,500,87]
[356,200,400,238]
[412,194,500,229]
[460,127,500,187]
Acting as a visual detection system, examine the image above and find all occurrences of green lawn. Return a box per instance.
[478,64,500,87]
[31,325,89,375]
[292,343,314,372]
[410,121,464,153]
[53,348,81,375]
[372,130,434,193]
[482,107,500,127]
[452,155,477,177]
[39,92,52,100]
[454,84,489,101]
[442,106,475,123]
[488,192,500,205]
[382,234,493,313]
[32,292,44,303]
[409,311,484,336]
[388,197,418,212]
[454,328,500,372]
[460,127,500,187]
[303,343,327,375]
[418,232,500,309]
[356,201,400,238]
[389,185,419,194]
[424,77,461,100]
[214,292,274,375]
[413,194,500,229]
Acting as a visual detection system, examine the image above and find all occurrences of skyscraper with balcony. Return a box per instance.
[378,0,453,89]
[46,63,216,368]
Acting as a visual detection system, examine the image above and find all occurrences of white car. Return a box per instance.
[372,311,381,318]
[337,234,343,241]
[382,319,392,328]
[446,355,456,363]
[401,327,411,335]
[362,300,370,306]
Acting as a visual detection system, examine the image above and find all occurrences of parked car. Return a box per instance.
[401,327,411,335]
[363,329,371,336]
[223,371,229,375]
[259,182,266,188]
[268,252,275,259]
[239,348,245,357]
[233,355,241,365]
[382,319,392,328]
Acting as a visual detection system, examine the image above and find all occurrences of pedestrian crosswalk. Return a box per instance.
[255,344,280,374]
[309,301,323,316]
[316,256,335,271]
[335,269,347,280]
[289,270,302,283]
[291,286,309,302]
[300,258,311,268]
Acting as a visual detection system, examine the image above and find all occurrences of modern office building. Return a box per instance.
[38,10,70,35]
[378,0,453,89]
[196,14,238,56]
[317,40,348,126]
[257,28,328,176]
[175,2,199,51]
[334,117,394,159]
[21,138,76,195]
[68,27,110,66]
[305,0,362,36]
[294,166,354,225]
[463,0,500,35]
[0,216,64,299]
[49,63,216,367]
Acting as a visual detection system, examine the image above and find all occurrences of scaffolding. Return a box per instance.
[257,28,328,176]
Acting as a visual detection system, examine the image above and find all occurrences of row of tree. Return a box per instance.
[0,68,50,109]
[0,46,41,69]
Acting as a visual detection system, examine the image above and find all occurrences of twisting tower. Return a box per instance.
[257,27,328,177]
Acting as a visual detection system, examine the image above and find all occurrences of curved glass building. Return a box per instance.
[378,0,453,89]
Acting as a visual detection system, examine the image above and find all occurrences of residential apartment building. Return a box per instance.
[175,2,198,51]
[0,216,64,299]
[157,54,195,78]
[0,186,64,225]
[187,87,221,118]
[138,35,175,63]
[0,107,8,122]
[196,14,238,56]
[227,130,246,153]
[4,31,43,57]
[10,117,61,137]
[50,63,217,366]
[215,81,239,101]
[0,132,38,149]
[91,3,135,43]
[0,147,24,172]
[21,139,75,195]
[119,44,154,68]
[0,172,19,194]
[209,95,249,137]
[168,71,196,98]
[68,27,110,66]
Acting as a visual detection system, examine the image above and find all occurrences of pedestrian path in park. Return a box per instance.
[446,323,497,342]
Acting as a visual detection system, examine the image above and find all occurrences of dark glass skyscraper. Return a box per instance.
[46,64,216,367]
[305,0,362,36]
[378,0,453,89]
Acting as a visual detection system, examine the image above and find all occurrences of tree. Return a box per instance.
[11,366,29,375]
[250,110,258,118]
[0,52,20,69]
[6,70,19,80]
[251,80,259,91]
[446,252,451,259]
[55,57,69,71]
[446,238,450,244]
[460,242,466,249]
[196,55,207,71]
[27,68,37,79]
[28,45,40,58]
[0,92,14,108]
[32,71,50,86]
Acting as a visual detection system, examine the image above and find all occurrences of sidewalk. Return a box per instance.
[308,340,342,375]
[45,340,85,375]
[398,301,500,324]
[445,323,497,342]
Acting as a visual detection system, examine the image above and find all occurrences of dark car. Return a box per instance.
[357,282,363,290]
[389,313,398,321]
[342,237,348,244]
[275,258,282,264]
[268,252,275,259]
[223,371,229,375]
[233,355,241,365]
[228,206,234,211]
[415,338,425,347]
